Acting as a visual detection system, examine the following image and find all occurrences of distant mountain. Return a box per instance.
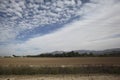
[50,51,66,54]
[73,48,120,54]
[25,48,120,57]
[48,48,120,54]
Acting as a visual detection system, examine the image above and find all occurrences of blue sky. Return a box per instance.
[0,0,120,56]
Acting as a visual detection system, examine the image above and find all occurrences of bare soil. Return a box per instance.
[0,75,120,80]
[0,57,120,67]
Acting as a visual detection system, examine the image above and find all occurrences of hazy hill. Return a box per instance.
[26,48,120,57]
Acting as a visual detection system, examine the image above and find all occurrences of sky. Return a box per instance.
[0,0,120,56]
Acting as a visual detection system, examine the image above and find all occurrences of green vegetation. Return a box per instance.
[26,51,120,57]
[0,66,120,75]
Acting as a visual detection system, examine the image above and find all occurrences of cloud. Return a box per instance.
[0,0,120,55]
[0,0,84,43]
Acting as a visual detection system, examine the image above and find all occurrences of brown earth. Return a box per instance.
[0,75,120,80]
[0,57,120,67]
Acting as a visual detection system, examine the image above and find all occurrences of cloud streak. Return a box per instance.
[0,0,120,56]
[0,0,83,42]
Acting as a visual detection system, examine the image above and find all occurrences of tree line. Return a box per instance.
[25,51,120,57]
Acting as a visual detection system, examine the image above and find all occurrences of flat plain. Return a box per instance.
[0,57,120,80]
[0,57,120,67]
[0,75,120,80]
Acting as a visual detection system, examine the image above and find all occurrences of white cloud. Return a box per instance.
[0,0,120,55]
[0,0,83,42]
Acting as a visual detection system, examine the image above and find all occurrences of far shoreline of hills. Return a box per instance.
[22,48,120,57]
[1,48,120,58]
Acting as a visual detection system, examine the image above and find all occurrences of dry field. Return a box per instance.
[0,57,120,79]
[0,57,120,74]
[0,75,120,80]
[0,57,120,67]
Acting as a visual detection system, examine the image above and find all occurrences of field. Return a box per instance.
[0,57,120,79]
[0,75,120,80]
[0,57,120,67]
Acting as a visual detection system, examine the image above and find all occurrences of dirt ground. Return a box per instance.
[0,75,120,80]
[0,57,120,67]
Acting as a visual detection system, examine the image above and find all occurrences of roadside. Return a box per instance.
[0,74,120,80]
